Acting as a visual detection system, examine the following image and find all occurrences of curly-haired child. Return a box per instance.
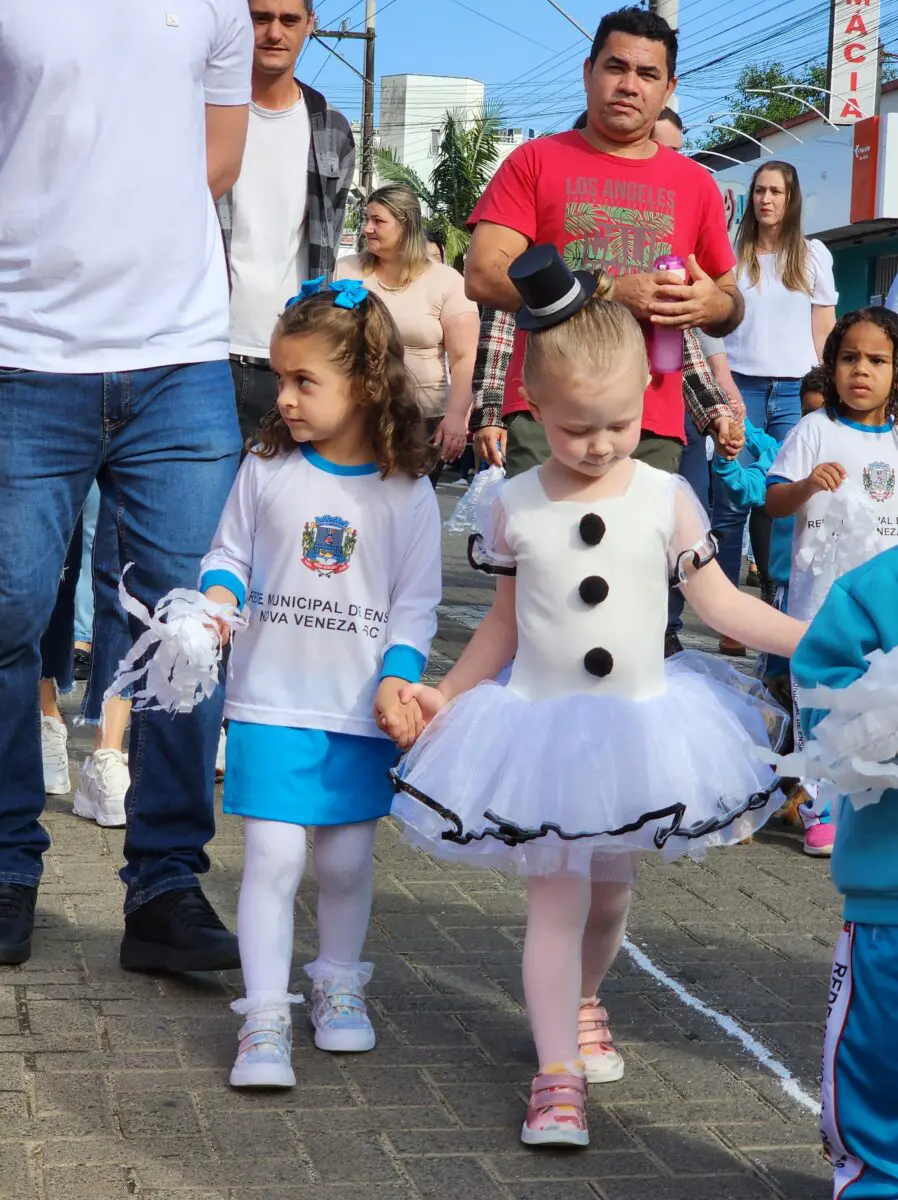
[202,278,442,1087]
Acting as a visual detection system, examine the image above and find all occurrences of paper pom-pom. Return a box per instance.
[103,566,248,716]
[763,646,898,810]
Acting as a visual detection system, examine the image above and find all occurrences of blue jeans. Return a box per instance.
[669,412,711,633]
[0,363,240,909]
[39,521,81,694]
[80,479,134,723]
[74,483,100,644]
[710,374,801,587]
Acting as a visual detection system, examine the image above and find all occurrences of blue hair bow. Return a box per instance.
[285,277,369,311]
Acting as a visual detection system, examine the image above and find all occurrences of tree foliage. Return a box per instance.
[690,59,895,149]
[374,105,504,267]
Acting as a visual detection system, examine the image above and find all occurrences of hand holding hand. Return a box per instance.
[709,413,745,459]
[398,682,448,726]
[374,678,425,751]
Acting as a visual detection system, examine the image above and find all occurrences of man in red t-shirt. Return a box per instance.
[465,6,744,479]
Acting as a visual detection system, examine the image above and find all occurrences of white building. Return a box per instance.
[335,77,540,257]
[495,126,539,170]
[379,74,485,190]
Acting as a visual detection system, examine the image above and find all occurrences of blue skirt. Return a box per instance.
[223,721,398,827]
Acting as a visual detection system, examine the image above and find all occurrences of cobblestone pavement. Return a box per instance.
[0,482,838,1200]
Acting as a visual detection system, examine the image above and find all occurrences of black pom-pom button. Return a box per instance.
[579,575,609,606]
[579,513,606,546]
[584,647,614,678]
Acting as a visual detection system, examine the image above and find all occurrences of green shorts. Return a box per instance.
[505,412,683,478]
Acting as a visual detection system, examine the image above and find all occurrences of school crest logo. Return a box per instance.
[862,461,895,502]
[301,515,358,576]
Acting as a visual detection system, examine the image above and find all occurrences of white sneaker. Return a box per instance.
[310,978,376,1053]
[41,715,71,795]
[230,1008,295,1088]
[215,727,227,780]
[73,749,129,827]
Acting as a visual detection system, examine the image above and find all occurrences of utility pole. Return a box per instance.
[362,0,376,195]
[312,1,376,195]
[648,0,679,111]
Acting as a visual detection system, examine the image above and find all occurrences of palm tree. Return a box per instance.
[375,105,505,267]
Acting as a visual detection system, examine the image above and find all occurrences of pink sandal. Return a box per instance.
[578,998,625,1084]
[520,1072,589,1148]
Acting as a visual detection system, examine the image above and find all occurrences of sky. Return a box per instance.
[298,0,898,141]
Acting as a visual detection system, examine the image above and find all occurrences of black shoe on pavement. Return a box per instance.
[120,887,240,973]
[664,629,684,658]
[73,648,92,681]
[760,579,778,607]
[0,883,38,966]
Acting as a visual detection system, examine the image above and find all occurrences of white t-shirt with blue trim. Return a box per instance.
[200,445,442,738]
[769,409,898,620]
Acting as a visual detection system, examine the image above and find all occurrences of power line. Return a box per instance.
[443,0,561,51]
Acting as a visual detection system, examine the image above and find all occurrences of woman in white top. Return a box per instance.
[713,161,838,621]
[334,185,479,484]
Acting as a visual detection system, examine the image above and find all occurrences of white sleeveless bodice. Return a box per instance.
[503,461,676,703]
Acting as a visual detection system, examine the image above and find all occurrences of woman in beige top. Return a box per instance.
[334,184,479,470]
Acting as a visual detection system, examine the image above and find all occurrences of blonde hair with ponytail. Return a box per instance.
[253,289,437,479]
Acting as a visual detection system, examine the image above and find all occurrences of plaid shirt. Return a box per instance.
[682,327,732,434]
[470,313,731,436]
[217,81,356,286]
[471,307,516,431]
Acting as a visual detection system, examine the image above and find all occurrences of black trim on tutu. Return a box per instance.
[390,769,778,851]
[467,534,517,577]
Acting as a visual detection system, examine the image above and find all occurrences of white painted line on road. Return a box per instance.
[622,937,821,1116]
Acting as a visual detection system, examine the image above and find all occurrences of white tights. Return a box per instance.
[236,817,378,1010]
[522,876,632,1069]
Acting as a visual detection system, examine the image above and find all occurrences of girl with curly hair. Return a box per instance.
[201,278,442,1088]
[767,306,898,854]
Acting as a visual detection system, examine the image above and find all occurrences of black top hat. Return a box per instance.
[509,244,597,332]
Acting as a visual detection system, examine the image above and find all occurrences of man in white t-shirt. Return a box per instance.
[0,1,253,970]
[219,0,356,443]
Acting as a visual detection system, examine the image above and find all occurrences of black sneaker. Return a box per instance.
[664,630,684,658]
[0,883,37,966]
[121,887,240,973]
[73,648,92,682]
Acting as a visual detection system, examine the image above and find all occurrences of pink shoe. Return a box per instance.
[578,998,624,1084]
[803,821,835,858]
[520,1072,588,1148]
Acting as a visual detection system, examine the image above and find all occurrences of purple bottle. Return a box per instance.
[650,254,686,374]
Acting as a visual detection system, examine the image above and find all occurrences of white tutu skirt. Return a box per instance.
[391,652,787,878]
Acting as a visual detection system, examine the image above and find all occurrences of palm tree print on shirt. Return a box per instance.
[563,203,673,274]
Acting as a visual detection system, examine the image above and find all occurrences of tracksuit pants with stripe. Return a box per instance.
[822,922,898,1198]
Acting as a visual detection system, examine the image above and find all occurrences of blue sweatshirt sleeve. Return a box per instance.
[712,456,767,507]
[742,422,778,468]
[797,559,893,729]
[711,420,779,508]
